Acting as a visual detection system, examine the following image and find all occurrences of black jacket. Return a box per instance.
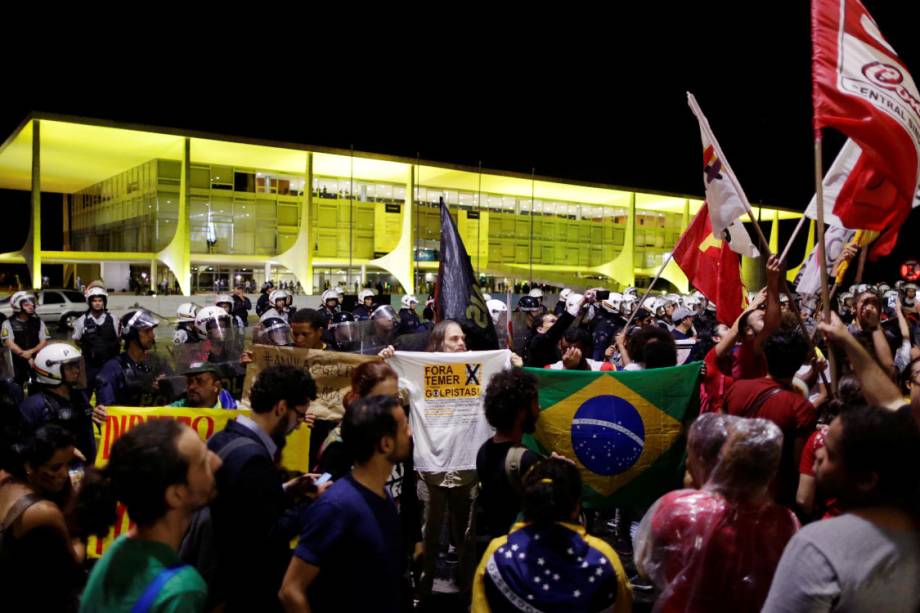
[207,420,305,611]
[524,311,574,367]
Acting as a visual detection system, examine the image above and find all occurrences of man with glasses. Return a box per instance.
[203,364,319,611]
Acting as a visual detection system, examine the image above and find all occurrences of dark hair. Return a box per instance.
[249,365,318,414]
[343,361,398,410]
[627,326,676,369]
[4,425,75,481]
[562,327,593,356]
[483,368,539,432]
[521,458,582,526]
[837,404,920,509]
[763,329,809,379]
[77,420,189,533]
[290,308,325,330]
[341,395,400,464]
[426,319,461,352]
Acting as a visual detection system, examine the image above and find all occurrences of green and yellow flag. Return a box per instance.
[524,363,701,509]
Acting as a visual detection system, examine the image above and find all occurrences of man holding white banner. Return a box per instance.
[386,320,511,600]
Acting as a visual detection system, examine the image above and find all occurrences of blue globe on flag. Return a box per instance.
[571,395,645,476]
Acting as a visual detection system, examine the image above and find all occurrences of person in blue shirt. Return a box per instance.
[94,309,162,412]
[280,394,412,613]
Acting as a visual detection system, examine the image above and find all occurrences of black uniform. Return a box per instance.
[20,389,96,463]
[7,316,42,386]
[352,304,372,321]
[95,353,172,407]
[396,308,420,336]
[78,312,120,392]
[255,292,271,317]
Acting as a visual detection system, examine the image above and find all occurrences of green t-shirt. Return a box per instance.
[80,536,207,613]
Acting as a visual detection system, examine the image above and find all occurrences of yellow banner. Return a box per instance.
[87,405,310,558]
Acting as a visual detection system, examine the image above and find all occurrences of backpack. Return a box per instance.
[178,436,260,584]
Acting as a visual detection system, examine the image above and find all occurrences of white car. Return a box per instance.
[0,289,89,330]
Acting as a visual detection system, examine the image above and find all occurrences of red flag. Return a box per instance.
[673,203,746,326]
[812,0,920,257]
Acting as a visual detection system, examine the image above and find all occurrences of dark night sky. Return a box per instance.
[1,3,917,279]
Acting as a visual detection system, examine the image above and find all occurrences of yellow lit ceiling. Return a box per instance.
[0,117,801,220]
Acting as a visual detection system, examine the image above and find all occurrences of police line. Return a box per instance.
[87,405,310,558]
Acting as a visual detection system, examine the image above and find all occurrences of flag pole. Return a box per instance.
[778,213,808,265]
[688,93,830,389]
[621,251,675,331]
[814,133,838,392]
[687,93,772,256]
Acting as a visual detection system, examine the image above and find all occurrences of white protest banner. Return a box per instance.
[388,349,510,472]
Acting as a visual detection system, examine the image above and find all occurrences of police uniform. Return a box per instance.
[397,308,420,336]
[95,353,163,407]
[1,315,48,386]
[20,389,96,463]
[73,311,120,392]
[352,304,372,321]
[173,322,203,345]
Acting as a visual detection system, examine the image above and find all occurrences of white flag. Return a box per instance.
[794,225,855,296]
[805,138,920,229]
[688,93,760,258]
[389,349,510,472]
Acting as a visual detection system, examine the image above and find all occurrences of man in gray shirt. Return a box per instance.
[763,404,920,612]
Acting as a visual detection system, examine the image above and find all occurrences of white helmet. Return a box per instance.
[559,288,572,301]
[528,288,544,300]
[271,289,292,307]
[623,287,638,298]
[482,293,493,302]
[642,297,658,312]
[600,292,623,314]
[486,299,507,325]
[195,305,232,338]
[335,286,345,298]
[32,343,83,386]
[214,294,234,308]
[10,291,35,313]
[358,288,376,302]
[176,302,199,322]
[86,286,108,308]
[401,294,418,309]
[321,289,339,304]
[621,294,638,314]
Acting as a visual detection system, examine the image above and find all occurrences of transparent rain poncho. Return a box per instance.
[634,415,800,613]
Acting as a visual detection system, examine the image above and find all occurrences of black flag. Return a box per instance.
[434,198,499,350]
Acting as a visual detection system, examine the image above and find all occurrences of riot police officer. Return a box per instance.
[353,288,376,320]
[1,291,49,387]
[397,294,420,336]
[173,303,202,345]
[95,309,162,408]
[72,286,121,395]
[20,343,96,462]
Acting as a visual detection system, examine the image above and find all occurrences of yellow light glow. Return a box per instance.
[0,120,183,192]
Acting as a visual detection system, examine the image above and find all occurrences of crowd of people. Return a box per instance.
[1,261,920,612]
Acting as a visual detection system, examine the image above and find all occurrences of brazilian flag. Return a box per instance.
[524,362,701,509]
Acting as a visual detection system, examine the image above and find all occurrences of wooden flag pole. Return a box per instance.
[779,213,809,265]
[622,251,676,332]
[814,134,838,392]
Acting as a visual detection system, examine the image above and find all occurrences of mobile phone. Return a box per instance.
[596,290,610,301]
[314,472,333,486]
